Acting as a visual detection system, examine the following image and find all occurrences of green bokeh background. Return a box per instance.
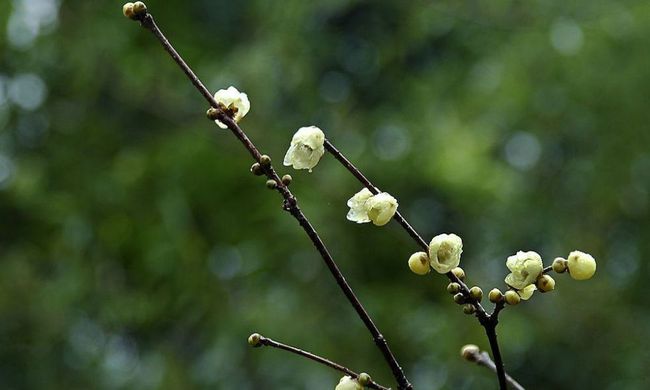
[1,1,649,389]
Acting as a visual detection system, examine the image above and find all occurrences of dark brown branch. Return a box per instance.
[483,323,508,390]
[324,140,426,249]
[324,139,511,389]
[463,348,525,390]
[130,10,412,390]
[256,335,391,390]
[323,140,490,316]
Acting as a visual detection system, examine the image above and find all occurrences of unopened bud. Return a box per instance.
[504,290,520,305]
[447,282,461,294]
[453,293,466,305]
[250,163,263,176]
[207,107,221,120]
[552,257,567,273]
[265,179,277,189]
[451,267,465,281]
[488,288,503,303]
[469,286,483,301]
[536,274,556,292]
[132,1,147,16]
[248,333,262,347]
[281,174,292,186]
[408,252,430,275]
[260,155,272,166]
[461,344,480,362]
[122,2,135,18]
[463,304,476,314]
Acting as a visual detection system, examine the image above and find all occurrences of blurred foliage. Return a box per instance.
[1,0,649,389]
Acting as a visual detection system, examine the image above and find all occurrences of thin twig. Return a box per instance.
[464,349,525,390]
[324,138,511,389]
[324,140,488,313]
[129,10,412,390]
[256,335,391,390]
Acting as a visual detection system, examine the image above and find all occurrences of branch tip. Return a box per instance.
[248,333,262,347]
[122,2,147,21]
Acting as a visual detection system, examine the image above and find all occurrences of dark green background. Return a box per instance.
[1,1,649,389]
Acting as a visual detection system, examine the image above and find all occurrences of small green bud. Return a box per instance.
[488,288,503,303]
[357,373,371,386]
[447,282,461,294]
[552,257,567,273]
[504,290,521,305]
[206,107,220,120]
[122,2,135,18]
[265,179,277,189]
[281,174,293,186]
[536,274,556,292]
[132,1,147,16]
[248,333,262,347]
[250,163,263,176]
[451,267,465,281]
[260,155,272,166]
[460,344,480,362]
[463,304,476,314]
[469,286,483,301]
[453,293,466,305]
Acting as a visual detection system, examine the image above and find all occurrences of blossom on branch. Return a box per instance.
[283,126,325,172]
[213,86,250,128]
[346,188,398,226]
[517,284,536,300]
[335,376,362,390]
[504,250,543,289]
[365,192,398,226]
[428,233,463,274]
[567,250,596,280]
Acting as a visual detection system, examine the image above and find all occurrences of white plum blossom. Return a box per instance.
[283,126,325,172]
[428,233,463,274]
[567,250,596,280]
[346,188,398,226]
[365,192,398,226]
[213,86,250,128]
[504,250,543,289]
[518,284,536,300]
[335,376,362,390]
[346,188,373,223]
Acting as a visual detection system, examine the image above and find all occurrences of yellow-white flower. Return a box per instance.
[567,250,596,280]
[504,251,543,289]
[517,284,536,300]
[335,376,362,390]
[346,188,374,223]
[408,251,430,275]
[365,192,398,226]
[428,233,463,274]
[213,86,250,128]
[346,188,398,226]
[283,126,325,172]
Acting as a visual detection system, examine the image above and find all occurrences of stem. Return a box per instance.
[464,349,525,390]
[324,140,489,317]
[131,11,412,390]
[324,139,515,388]
[324,140,427,249]
[257,335,391,390]
[483,323,508,390]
